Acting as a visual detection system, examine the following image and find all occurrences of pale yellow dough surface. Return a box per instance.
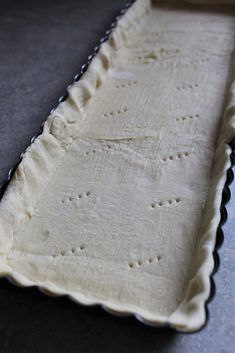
[0,0,235,332]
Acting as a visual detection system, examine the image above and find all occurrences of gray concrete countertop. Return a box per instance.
[0,1,234,352]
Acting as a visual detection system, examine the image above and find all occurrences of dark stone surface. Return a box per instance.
[0,1,234,352]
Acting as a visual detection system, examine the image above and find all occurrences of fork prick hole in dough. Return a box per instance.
[115,81,137,89]
[151,199,180,208]
[128,257,161,268]
[177,83,198,90]
[176,114,199,122]
[162,152,189,161]
[103,108,128,117]
[61,193,93,203]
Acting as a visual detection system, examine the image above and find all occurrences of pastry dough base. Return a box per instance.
[0,0,235,332]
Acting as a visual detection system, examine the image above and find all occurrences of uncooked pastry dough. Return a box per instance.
[0,0,235,332]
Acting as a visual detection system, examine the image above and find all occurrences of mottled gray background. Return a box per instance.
[0,0,234,352]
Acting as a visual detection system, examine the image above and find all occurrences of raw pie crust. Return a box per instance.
[0,0,235,332]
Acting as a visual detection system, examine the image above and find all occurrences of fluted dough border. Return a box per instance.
[0,0,235,332]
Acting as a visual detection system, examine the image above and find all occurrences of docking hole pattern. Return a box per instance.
[150,198,181,209]
[52,245,86,258]
[128,255,162,269]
